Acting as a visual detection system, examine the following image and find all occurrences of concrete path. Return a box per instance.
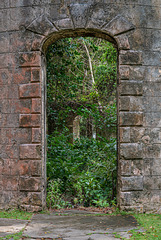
[0,218,28,237]
[0,210,143,240]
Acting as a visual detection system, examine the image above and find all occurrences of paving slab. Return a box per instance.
[0,218,29,237]
[23,211,139,240]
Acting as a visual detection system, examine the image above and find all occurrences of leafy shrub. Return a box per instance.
[47,131,117,208]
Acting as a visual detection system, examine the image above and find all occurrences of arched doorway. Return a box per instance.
[45,36,118,208]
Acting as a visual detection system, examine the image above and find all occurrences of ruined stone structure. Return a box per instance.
[0,0,161,212]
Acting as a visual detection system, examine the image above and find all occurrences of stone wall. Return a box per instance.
[0,0,161,212]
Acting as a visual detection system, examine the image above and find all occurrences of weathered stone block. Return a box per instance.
[2,176,18,191]
[143,51,161,66]
[144,159,161,176]
[19,114,40,127]
[31,99,41,113]
[119,51,142,65]
[120,112,143,126]
[20,192,42,206]
[144,128,161,144]
[32,128,41,143]
[18,161,29,175]
[144,83,161,97]
[9,31,43,53]
[19,83,41,98]
[19,144,41,159]
[120,127,130,143]
[120,160,131,175]
[0,69,11,85]
[69,3,92,28]
[119,97,130,111]
[10,7,43,31]
[120,192,131,206]
[0,128,32,145]
[120,143,143,159]
[144,113,161,127]
[129,66,145,80]
[119,96,143,111]
[54,18,74,30]
[27,14,58,36]
[119,66,130,80]
[48,4,70,22]
[121,159,143,176]
[102,15,134,36]
[116,34,130,50]
[19,52,41,67]
[143,144,161,158]
[0,0,9,8]
[12,68,31,84]
[145,67,161,82]
[8,84,19,99]
[0,33,9,53]
[31,68,40,82]
[144,176,161,190]
[19,177,41,191]
[30,161,41,176]
[130,127,145,143]
[143,97,161,112]
[121,176,143,191]
[10,99,31,113]
[0,9,9,32]
[0,144,19,159]
[120,81,143,96]
[0,54,10,69]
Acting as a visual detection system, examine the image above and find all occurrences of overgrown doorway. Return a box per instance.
[46,37,117,209]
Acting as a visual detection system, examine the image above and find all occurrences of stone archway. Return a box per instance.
[0,1,161,213]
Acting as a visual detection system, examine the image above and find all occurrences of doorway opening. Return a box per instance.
[45,37,118,209]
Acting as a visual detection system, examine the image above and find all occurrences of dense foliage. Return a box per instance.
[46,37,117,208]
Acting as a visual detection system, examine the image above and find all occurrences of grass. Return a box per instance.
[128,213,161,240]
[0,209,32,220]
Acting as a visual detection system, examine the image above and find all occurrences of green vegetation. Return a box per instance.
[128,213,161,240]
[47,133,117,208]
[46,37,117,208]
[0,209,32,220]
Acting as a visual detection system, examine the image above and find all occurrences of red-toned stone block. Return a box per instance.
[2,159,11,175]
[10,99,31,113]
[3,176,18,191]
[19,177,41,191]
[19,83,41,98]
[19,114,40,127]
[1,128,32,145]
[31,68,40,82]
[19,144,41,159]
[30,161,41,176]
[0,69,11,85]
[8,84,19,99]
[0,85,8,99]
[19,52,41,67]
[32,128,41,143]
[0,54,10,69]
[0,144,19,159]
[31,98,41,113]
[12,67,31,84]
[18,161,29,175]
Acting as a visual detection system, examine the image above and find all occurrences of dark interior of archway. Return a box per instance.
[46,37,117,209]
